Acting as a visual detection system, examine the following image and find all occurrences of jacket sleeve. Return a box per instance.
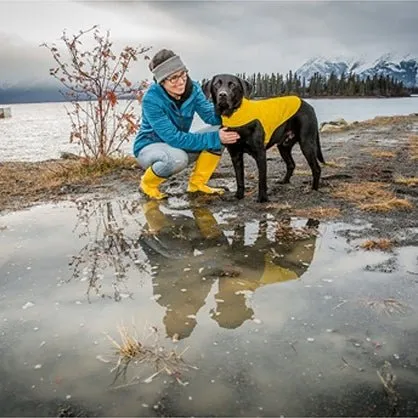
[194,85,222,126]
[142,96,222,152]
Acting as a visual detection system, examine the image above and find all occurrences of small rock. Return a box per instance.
[60,152,80,160]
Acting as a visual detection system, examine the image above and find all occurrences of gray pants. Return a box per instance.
[136,126,221,178]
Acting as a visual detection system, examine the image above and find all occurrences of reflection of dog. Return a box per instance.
[210,218,318,329]
[203,74,325,202]
[140,202,319,338]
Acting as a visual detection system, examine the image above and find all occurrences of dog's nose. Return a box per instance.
[218,91,227,98]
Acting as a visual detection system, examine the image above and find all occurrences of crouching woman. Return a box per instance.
[133,49,238,199]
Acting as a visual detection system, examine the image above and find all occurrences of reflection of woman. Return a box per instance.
[140,201,229,340]
[133,49,239,200]
[140,204,319,337]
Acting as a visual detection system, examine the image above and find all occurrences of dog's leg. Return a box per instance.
[278,144,296,184]
[299,140,321,190]
[230,151,245,199]
[253,149,268,203]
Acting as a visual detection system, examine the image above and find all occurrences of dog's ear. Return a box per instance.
[201,77,214,99]
[239,78,253,98]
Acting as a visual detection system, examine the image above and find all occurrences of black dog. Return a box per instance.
[203,74,325,203]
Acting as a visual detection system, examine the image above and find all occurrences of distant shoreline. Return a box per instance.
[1,95,417,107]
[306,95,416,100]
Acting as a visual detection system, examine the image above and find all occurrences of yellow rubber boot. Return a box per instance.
[187,151,224,194]
[142,201,171,234]
[140,167,167,200]
[193,207,223,239]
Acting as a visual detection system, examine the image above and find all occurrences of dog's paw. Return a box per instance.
[257,195,269,203]
[235,189,245,200]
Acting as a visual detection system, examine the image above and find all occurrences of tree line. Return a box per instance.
[209,71,410,98]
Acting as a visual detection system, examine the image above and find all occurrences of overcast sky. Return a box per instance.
[0,1,417,86]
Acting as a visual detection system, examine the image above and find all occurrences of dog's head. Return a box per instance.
[202,74,253,117]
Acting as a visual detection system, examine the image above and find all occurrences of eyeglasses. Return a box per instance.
[165,71,188,85]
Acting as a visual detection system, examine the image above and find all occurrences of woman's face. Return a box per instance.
[162,70,188,97]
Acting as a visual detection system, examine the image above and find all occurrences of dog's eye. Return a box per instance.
[228,81,234,88]
[215,80,222,88]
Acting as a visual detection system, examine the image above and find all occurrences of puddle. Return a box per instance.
[1,198,418,416]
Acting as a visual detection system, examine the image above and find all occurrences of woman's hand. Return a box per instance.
[219,127,239,145]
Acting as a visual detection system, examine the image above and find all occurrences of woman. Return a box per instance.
[133,49,239,199]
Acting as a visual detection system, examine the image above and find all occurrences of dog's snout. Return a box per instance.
[218,91,228,98]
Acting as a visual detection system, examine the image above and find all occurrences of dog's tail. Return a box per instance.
[316,130,325,164]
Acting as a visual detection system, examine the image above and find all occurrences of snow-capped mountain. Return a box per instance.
[295,53,418,88]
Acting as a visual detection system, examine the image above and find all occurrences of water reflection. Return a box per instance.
[139,202,319,339]
[139,201,229,340]
[70,199,147,301]
[70,199,319,339]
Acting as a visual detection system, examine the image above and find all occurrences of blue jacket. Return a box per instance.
[133,80,222,156]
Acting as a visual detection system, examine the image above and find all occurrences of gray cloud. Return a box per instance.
[1,0,417,85]
[88,1,418,78]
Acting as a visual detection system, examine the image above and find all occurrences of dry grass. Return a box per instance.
[324,160,345,168]
[0,156,138,211]
[48,156,137,182]
[332,181,390,202]
[265,202,292,211]
[408,134,418,160]
[359,198,413,212]
[275,221,318,241]
[293,206,341,219]
[393,174,418,186]
[363,115,418,126]
[360,238,394,251]
[368,149,396,158]
[377,361,399,408]
[294,169,311,176]
[359,297,410,317]
[104,322,196,388]
[332,181,413,212]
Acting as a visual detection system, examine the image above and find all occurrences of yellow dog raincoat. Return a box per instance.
[221,96,302,144]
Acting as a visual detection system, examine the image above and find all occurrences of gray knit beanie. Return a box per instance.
[151,55,188,83]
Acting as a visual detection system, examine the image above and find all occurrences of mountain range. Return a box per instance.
[1,53,417,104]
[295,53,418,89]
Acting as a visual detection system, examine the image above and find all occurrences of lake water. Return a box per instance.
[1,198,418,416]
[1,97,417,162]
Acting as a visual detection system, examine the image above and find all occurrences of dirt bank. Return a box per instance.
[1,114,417,245]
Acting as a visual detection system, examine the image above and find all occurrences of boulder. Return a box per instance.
[319,118,350,133]
[60,152,80,160]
